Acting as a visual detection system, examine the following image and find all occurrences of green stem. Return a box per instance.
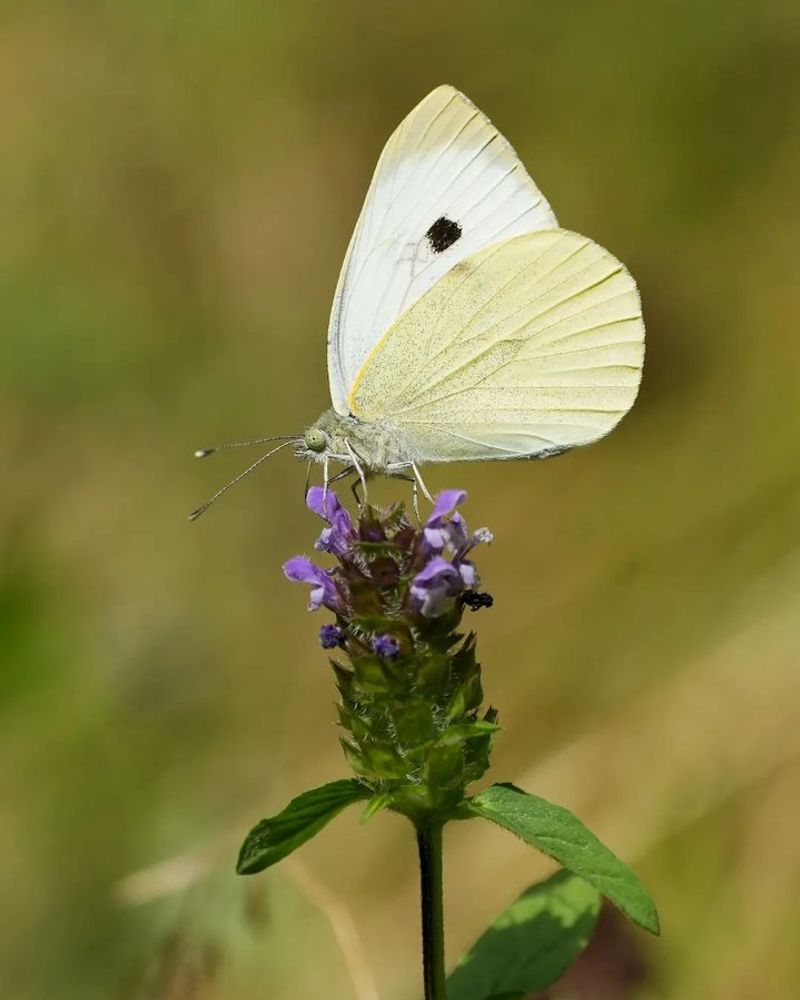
[417,821,447,1000]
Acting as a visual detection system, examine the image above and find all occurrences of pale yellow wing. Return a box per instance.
[327,85,557,414]
[348,229,644,462]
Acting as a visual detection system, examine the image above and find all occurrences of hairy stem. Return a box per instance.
[417,821,447,1000]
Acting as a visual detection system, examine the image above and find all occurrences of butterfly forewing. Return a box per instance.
[348,229,644,462]
[327,85,557,414]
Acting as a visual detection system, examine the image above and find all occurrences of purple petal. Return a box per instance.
[423,526,447,553]
[428,489,467,526]
[410,556,463,617]
[319,624,344,649]
[315,524,347,556]
[445,512,469,550]
[306,487,346,523]
[283,556,340,611]
[309,586,326,611]
[314,526,335,552]
[306,486,327,518]
[306,488,353,555]
[458,561,477,587]
[283,555,324,585]
[316,516,353,556]
[372,634,400,658]
[413,556,460,587]
[410,582,453,618]
[332,507,353,536]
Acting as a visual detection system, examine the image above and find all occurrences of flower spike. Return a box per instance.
[282,487,497,817]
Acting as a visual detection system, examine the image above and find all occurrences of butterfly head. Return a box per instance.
[298,408,357,463]
[303,426,327,454]
[297,413,337,462]
[298,408,359,465]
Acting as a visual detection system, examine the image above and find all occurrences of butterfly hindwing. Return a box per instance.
[348,229,644,461]
[327,85,557,414]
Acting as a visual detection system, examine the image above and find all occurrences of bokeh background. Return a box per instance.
[2,2,799,998]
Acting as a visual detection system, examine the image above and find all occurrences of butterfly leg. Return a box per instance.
[344,440,368,506]
[345,468,373,509]
[327,464,355,486]
[408,475,420,522]
[322,464,359,509]
[387,464,420,521]
[308,460,354,506]
[411,462,434,503]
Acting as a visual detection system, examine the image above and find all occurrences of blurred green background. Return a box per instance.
[2,2,799,998]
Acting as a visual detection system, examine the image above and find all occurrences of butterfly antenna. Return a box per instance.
[193,434,298,459]
[189,439,297,521]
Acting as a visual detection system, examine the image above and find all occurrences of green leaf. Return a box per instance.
[236,779,369,875]
[447,870,600,1000]
[464,783,660,935]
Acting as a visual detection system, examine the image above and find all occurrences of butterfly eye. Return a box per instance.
[304,427,327,453]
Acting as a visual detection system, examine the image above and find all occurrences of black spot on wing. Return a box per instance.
[426,216,462,254]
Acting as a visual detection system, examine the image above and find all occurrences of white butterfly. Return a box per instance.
[191,85,643,518]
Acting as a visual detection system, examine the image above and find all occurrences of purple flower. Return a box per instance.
[424,490,469,554]
[423,521,463,553]
[283,556,341,612]
[319,623,345,648]
[429,489,467,522]
[415,490,493,603]
[372,634,400,658]
[306,487,354,557]
[410,556,462,618]
[286,485,493,625]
